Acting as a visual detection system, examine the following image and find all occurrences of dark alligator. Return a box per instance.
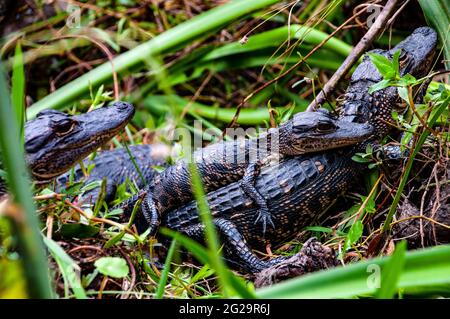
[26,105,372,207]
[0,102,135,197]
[113,109,373,235]
[130,27,437,273]
[56,143,171,204]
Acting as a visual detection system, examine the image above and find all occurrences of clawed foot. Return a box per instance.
[142,194,160,237]
[254,208,275,234]
[374,144,410,161]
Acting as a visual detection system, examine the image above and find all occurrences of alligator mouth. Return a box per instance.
[69,122,126,151]
[31,121,129,180]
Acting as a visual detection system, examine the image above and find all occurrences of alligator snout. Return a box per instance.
[114,101,134,111]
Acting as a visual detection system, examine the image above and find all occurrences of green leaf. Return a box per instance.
[304,226,333,234]
[398,74,417,86]
[90,28,120,52]
[105,208,124,217]
[202,25,352,61]
[190,265,215,284]
[94,257,129,278]
[368,163,378,169]
[391,49,401,77]
[351,155,371,163]
[397,87,410,104]
[43,237,87,299]
[60,224,100,239]
[144,94,308,126]
[368,53,395,79]
[151,165,167,173]
[341,220,363,256]
[188,160,233,297]
[376,241,407,299]
[391,110,399,121]
[368,79,392,94]
[104,231,125,248]
[80,181,102,192]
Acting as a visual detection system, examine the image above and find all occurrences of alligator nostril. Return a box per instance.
[114,102,131,110]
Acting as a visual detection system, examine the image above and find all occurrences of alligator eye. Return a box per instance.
[316,121,336,133]
[53,120,76,136]
[33,167,47,174]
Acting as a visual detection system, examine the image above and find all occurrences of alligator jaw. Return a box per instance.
[25,101,135,181]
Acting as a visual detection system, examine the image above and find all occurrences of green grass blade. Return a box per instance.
[188,157,256,298]
[11,43,25,145]
[419,0,450,70]
[256,244,450,299]
[202,25,352,61]
[26,0,283,118]
[376,241,407,299]
[144,95,308,125]
[160,228,257,299]
[123,142,146,186]
[155,239,177,299]
[160,228,210,265]
[188,161,232,297]
[0,62,53,298]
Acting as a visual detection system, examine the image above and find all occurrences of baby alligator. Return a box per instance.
[116,109,373,235]
[139,27,438,273]
[0,102,134,197]
[55,143,170,204]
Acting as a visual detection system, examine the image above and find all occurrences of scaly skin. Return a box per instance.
[0,102,134,197]
[140,27,438,273]
[158,152,356,271]
[56,144,171,204]
[117,109,373,235]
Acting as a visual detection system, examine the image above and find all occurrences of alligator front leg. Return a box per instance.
[371,138,412,162]
[240,162,274,234]
[115,189,160,234]
[182,218,286,273]
[141,193,160,236]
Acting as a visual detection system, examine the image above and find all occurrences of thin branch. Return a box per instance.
[306,0,402,111]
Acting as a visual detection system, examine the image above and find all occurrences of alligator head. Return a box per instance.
[341,27,438,137]
[25,101,135,181]
[279,108,373,155]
